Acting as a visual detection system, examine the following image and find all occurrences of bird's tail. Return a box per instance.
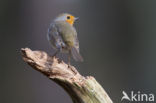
[71,47,83,62]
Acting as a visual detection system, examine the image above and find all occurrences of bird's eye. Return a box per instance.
[67,16,70,19]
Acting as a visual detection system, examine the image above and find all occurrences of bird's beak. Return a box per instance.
[74,17,79,21]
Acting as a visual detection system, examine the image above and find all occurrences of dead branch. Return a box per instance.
[21,48,113,103]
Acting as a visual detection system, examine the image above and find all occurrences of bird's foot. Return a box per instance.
[52,56,62,63]
[68,64,71,68]
[67,64,78,74]
[58,58,63,63]
[51,55,56,60]
[68,63,73,69]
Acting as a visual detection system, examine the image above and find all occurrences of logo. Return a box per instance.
[121,91,155,102]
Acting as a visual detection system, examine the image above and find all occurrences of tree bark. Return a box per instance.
[21,48,113,103]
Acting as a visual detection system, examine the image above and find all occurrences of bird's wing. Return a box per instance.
[47,23,66,49]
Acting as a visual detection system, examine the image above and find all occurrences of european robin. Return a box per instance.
[47,13,83,65]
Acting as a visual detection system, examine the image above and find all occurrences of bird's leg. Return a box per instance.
[68,55,71,68]
[52,49,60,59]
[52,49,59,57]
[68,50,72,68]
[52,48,63,63]
[68,55,71,66]
[52,51,57,57]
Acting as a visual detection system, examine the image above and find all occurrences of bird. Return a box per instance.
[47,13,83,66]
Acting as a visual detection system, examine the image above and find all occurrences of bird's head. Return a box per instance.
[55,13,78,25]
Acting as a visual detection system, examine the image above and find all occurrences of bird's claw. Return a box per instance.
[58,58,63,63]
[68,64,72,68]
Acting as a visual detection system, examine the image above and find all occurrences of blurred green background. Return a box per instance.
[1,0,156,103]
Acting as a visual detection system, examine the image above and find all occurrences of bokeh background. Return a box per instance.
[1,0,156,103]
